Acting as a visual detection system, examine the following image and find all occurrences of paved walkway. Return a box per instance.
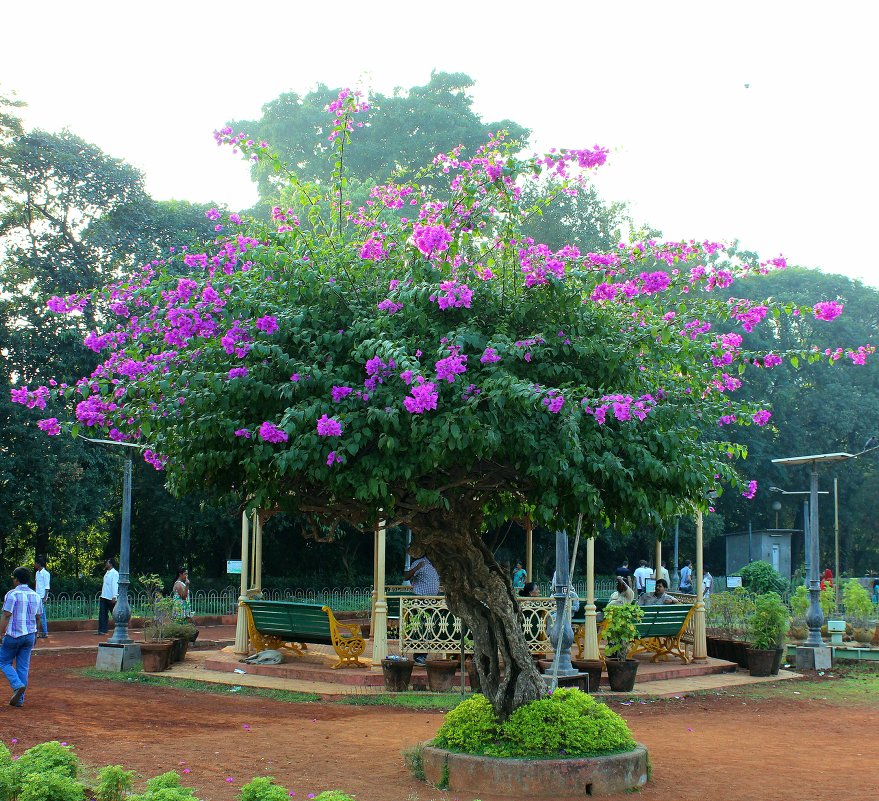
[30,623,237,652]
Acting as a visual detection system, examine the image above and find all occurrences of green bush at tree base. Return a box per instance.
[432,688,636,759]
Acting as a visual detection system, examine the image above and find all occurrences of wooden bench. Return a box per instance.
[242,599,366,670]
[626,604,695,664]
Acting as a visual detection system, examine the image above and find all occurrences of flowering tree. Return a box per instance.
[15,91,872,718]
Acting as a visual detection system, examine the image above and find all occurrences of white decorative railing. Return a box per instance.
[399,595,558,656]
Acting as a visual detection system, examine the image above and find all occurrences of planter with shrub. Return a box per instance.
[603,603,644,692]
[417,689,648,797]
[746,592,789,677]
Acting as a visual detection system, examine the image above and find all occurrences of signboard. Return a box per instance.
[726,576,743,588]
[226,560,243,575]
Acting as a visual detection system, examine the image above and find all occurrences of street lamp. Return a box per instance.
[80,436,144,645]
[771,451,866,650]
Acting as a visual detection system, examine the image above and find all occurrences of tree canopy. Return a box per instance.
[16,90,873,716]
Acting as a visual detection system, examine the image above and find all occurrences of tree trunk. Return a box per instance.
[411,508,545,720]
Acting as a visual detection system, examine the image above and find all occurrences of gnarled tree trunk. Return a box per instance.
[411,507,545,720]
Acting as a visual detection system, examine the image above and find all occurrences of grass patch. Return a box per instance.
[730,663,879,704]
[336,692,467,710]
[79,668,322,703]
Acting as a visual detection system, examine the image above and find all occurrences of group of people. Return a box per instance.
[615,558,712,597]
[2,559,195,708]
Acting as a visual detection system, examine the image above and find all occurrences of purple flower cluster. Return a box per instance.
[813,301,844,321]
[259,422,288,443]
[10,385,50,410]
[742,480,758,500]
[316,415,343,437]
[228,367,249,379]
[435,351,467,383]
[752,410,771,426]
[37,418,61,436]
[255,315,279,334]
[377,299,404,315]
[480,348,501,364]
[403,380,438,414]
[412,223,452,257]
[431,280,472,310]
[331,386,354,403]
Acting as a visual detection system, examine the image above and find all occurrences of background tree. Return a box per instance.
[229,71,529,213]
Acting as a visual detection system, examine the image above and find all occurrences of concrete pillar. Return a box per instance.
[253,511,263,593]
[581,535,600,660]
[234,511,251,654]
[372,519,389,662]
[370,525,379,638]
[654,539,662,580]
[693,509,707,660]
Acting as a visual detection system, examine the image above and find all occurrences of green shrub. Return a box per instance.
[0,765,17,801]
[314,793,356,801]
[0,744,11,768]
[748,592,790,649]
[433,694,499,753]
[128,772,199,801]
[238,777,290,801]
[402,743,425,781]
[16,741,79,781]
[603,604,644,659]
[790,585,809,619]
[95,765,135,801]
[499,688,635,758]
[17,772,85,801]
[819,584,835,616]
[842,579,873,626]
[737,561,788,596]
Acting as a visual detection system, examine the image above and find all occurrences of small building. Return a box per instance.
[725,529,796,579]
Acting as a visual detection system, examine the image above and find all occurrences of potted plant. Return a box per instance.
[138,574,175,672]
[163,621,198,662]
[842,579,875,644]
[789,585,809,641]
[746,592,789,677]
[729,589,756,669]
[603,603,643,692]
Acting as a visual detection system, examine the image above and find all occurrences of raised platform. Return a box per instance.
[201,646,739,690]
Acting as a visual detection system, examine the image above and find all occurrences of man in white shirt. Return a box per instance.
[657,561,670,585]
[34,557,50,639]
[633,560,653,593]
[703,569,713,597]
[97,559,119,636]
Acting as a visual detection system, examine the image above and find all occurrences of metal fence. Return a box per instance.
[44,585,374,620]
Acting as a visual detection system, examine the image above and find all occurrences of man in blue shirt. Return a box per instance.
[1,566,42,707]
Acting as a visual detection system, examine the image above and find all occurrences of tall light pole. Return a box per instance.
[80,437,144,645]
[772,452,860,651]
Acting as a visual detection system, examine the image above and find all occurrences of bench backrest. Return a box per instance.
[243,600,333,645]
[635,605,693,638]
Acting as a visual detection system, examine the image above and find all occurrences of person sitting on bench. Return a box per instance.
[638,578,679,606]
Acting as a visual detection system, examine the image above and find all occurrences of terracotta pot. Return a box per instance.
[381,657,414,692]
[605,659,639,692]
[140,640,174,672]
[746,647,775,677]
[570,659,604,693]
[425,658,459,692]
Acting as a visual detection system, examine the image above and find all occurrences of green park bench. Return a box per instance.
[242,599,366,670]
[601,604,695,664]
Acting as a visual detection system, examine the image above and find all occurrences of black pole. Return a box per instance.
[108,455,133,644]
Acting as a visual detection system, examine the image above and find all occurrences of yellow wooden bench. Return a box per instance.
[242,599,366,669]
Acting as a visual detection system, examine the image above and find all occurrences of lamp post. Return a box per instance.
[80,437,144,645]
[771,453,856,649]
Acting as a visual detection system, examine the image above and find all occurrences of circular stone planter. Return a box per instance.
[420,743,649,797]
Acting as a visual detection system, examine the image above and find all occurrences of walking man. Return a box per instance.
[34,556,50,639]
[97,559,119,636]
[1,566,42,707]
[679,560,693,593]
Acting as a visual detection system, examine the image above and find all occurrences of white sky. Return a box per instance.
[2,0,877,287]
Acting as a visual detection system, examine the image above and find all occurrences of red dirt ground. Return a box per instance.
[1,650,876,801]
